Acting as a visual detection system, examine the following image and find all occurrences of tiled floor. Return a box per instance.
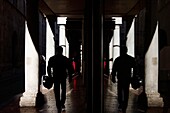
[0,75,169,113]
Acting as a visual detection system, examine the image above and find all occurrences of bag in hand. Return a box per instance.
[43,75,53,89]
[131,75,142,89]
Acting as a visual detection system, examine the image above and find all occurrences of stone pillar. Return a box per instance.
[84,0,104,112]
[20,22,38,107]
[145,23,163,107]
[126,18,135,57]
[65,19,82,73]
[59,25,68,56]
[113,25,121,61]
[20,0,39,106]
[144,0,163,107]
[47,15,59,54]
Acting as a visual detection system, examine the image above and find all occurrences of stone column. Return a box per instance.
[20,22,38,107]
[20,0,39,106]
[144,0,164,107]
[47,15,59,54]
[145,23,163,107]
[113,25,121,61]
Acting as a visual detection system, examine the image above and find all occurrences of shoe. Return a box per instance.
[62,105,66,111]
[62,108,66,111]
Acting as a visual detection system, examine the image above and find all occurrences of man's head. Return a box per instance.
[56,46,63,54]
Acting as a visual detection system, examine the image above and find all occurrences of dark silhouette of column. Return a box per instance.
[84,0,104,113]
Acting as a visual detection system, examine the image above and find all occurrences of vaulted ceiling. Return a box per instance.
[40,0,145,19]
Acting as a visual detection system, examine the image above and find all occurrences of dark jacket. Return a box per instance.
[47,54,74,82]
[112,54,136,83]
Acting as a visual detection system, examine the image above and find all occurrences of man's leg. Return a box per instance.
[61,79,66,110]
[118,83,123,111]
[122,85,130,113]
[54,83,61,113]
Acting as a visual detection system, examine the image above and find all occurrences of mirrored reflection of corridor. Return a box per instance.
[0,75,167,113]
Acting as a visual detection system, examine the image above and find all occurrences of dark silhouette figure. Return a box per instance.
[47,46,74,113]
[111,46,136,113]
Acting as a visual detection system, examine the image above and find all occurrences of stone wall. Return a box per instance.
[0,0,25,101]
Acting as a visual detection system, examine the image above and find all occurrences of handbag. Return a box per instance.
[43,75,53,89]
[131,75,142,89]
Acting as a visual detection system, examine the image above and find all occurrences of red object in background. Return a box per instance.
[72,61,77,90]
[104,61,106,73]
[104,61,106,70]
[72,61,76,72]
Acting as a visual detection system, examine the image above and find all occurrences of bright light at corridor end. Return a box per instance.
[112,17,122,24]
[57,17,67,24]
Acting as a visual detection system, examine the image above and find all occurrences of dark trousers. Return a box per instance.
[117,81,130,112]
[54,79,66,112]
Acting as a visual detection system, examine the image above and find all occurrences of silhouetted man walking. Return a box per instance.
[47,46,74,113]
[111,46,136,113]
